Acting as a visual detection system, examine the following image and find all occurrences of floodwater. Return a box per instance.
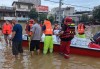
[0,24,100,69]
[0,47,100,69]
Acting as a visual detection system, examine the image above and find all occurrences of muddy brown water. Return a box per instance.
[0,47,100,69]
[0,23,100,69]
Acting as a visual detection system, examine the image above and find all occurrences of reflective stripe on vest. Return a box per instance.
[68,23,75,34]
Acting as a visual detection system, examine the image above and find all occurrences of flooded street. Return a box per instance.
[0,47,100,69]
[0,0,100,68]
[0,24,100,69]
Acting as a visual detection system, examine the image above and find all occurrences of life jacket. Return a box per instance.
[78,23,85,34]
[60,17,75,40]
[44,20,53,35]
[25,19,34,36]
[60,23,75,39]
[2,23,12,35]
[28,23,33,36]
[25,24,29,34]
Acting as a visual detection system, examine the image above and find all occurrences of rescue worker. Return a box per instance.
[26,19,34,36]
[42,19,53,54]
[77,23,85,34]
[25,19,34,50]
[77,23,86,38]
[2,20,12,46]
[25,21,29,35]
[59,17,75,59]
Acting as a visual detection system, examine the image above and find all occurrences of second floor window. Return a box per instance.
[28,6,31,9]
[18,5,20,8]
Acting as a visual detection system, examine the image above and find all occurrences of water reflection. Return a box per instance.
[85,25,100,38]
[0,47,100,69]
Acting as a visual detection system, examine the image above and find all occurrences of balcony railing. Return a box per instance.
[1,17,29,21]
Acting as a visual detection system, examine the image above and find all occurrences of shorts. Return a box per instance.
[30,40,40,51]
[12,41,23,55]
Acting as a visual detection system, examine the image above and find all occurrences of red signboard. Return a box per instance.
[35,6,48,12]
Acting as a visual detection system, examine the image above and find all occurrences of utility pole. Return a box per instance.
[44,0,63,24]
[58,0,63,25]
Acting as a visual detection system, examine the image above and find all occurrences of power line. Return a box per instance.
[45,0,63,24]
[44,0,93,9]
[44,0,59,3]
[63,3,93,9]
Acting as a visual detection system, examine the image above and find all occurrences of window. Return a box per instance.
[18,5,20,8]
[28,5,31,9]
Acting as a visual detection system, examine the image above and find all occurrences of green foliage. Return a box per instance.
[88,16,93,21]
[38,13,47,22]
[93,5,100,22]
[48,15,54,24]
[28,8,38,19]
[80,14,89,22]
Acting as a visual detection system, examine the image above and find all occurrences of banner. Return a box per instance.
[35,6,48,12]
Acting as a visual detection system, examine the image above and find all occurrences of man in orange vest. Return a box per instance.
[42,19,53,54]
[2,20,12,46]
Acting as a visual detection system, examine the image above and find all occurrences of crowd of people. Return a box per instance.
[0,17,87,60]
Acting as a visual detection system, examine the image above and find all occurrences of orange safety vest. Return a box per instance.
[25,24,29,34]
[28,23,33,36]
[2,23,12,35]
[44,20,53,35]
[78,23,85,34]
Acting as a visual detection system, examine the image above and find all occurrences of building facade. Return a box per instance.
[18,0,41,6]
[12,1,34,17]
[0,1,48,21]
[0,6,15,17]
[50,7,75,22]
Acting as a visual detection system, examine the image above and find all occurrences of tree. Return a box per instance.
[48,15,54,24]
[80,14,89,23]
[28,8,38,19]
[38,13,47,22]
[93,5,100,22]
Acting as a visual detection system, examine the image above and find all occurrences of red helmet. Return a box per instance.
[64,17,72,25]
[29,19,34,24]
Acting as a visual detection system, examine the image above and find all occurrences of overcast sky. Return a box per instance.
[0,0,100,11]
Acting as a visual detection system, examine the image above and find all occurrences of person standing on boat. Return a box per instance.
[42,19,53,54]
[11,19,23,59]
[30,19,42,56]
[77,23,86,38]
[59,17,75,59]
